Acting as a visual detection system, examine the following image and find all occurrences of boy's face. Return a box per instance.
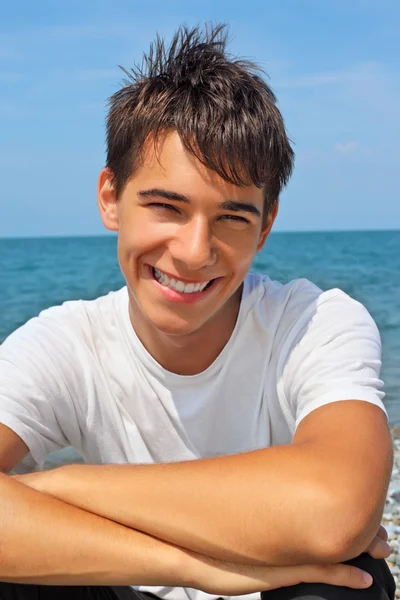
[98,132,276,337]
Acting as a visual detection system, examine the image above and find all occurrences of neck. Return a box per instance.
[128,287,243,375]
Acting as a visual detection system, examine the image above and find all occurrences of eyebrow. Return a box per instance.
[138,188,261,218]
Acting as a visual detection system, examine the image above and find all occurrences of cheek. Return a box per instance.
[218,233,259,271]
[234,254,255,278]
[119,212,153,249]
[117,218,174,266]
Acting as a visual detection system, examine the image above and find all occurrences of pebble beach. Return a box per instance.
[384,428,400,596]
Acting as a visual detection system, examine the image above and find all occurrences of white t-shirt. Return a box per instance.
[0,273,387,600]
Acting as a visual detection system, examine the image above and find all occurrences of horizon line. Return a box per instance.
[1,228,400,241]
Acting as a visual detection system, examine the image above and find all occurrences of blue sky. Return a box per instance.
[0,0,399,237]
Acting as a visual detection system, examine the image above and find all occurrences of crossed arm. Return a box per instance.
[11,400,393,569]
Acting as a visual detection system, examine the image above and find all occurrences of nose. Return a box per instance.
[169,216,217,271]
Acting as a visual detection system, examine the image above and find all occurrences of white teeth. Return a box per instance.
[153,268,211,294]
[184,283,195,293]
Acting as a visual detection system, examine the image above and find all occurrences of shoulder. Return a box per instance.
[1,287,128,362]
[243,272,323,332]
[281,287,380,357]
[246,272,376,342]
[273,286,384,431]
[245,272,322,307]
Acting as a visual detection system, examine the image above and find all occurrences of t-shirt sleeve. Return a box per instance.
[0,306,84,470]
[276,290,387,433]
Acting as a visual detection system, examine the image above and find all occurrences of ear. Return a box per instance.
[256,201,278,252]
[97,168,119,232]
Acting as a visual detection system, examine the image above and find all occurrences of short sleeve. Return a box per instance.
[276,290,387,433]
[0,306,84,470]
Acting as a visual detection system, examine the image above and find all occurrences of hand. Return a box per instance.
[185,551,375,596]
[364,524,391,560]
[185,524,391,596]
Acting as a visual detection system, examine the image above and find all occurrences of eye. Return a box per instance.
[148,202,180,213]
[219,214,250,224]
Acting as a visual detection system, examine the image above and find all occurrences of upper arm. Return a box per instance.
[0,312,80,469]
[277,291,392,558]
[292,400,393,556]
[279,290,386,432]
[0,423,29,473]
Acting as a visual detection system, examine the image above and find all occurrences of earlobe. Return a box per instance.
[97,168,119,232]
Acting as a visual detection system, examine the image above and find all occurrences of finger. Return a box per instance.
[301,563,373,589]
[367,536,391,559]
[377,524,388,542]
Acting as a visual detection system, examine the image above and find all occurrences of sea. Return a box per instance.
[1,231,399,431]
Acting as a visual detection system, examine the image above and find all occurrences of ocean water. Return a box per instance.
[1,231,399,427]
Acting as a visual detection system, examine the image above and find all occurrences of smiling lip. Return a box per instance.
[149,265,213,285]
[147,265,221,304]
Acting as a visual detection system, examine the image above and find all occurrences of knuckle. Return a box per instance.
[305,563,366,588]
[320,563,353,584]
[344,565,364,586]
[305,563,335,583]
[318,564,335,575]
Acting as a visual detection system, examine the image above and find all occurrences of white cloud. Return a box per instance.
[274,61,396,91]
[335,141,360,153]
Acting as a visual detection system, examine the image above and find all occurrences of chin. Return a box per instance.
[148,313,203,337]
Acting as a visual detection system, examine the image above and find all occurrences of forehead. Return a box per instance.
[132,131,264,205]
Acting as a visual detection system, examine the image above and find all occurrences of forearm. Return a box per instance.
[0,473,189,586]
[39,445,342,567]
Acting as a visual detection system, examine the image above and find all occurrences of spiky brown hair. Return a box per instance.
[106,23,294,215]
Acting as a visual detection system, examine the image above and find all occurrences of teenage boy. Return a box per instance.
[0,24,395,600]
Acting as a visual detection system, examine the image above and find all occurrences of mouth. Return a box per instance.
[149,265,219,300]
